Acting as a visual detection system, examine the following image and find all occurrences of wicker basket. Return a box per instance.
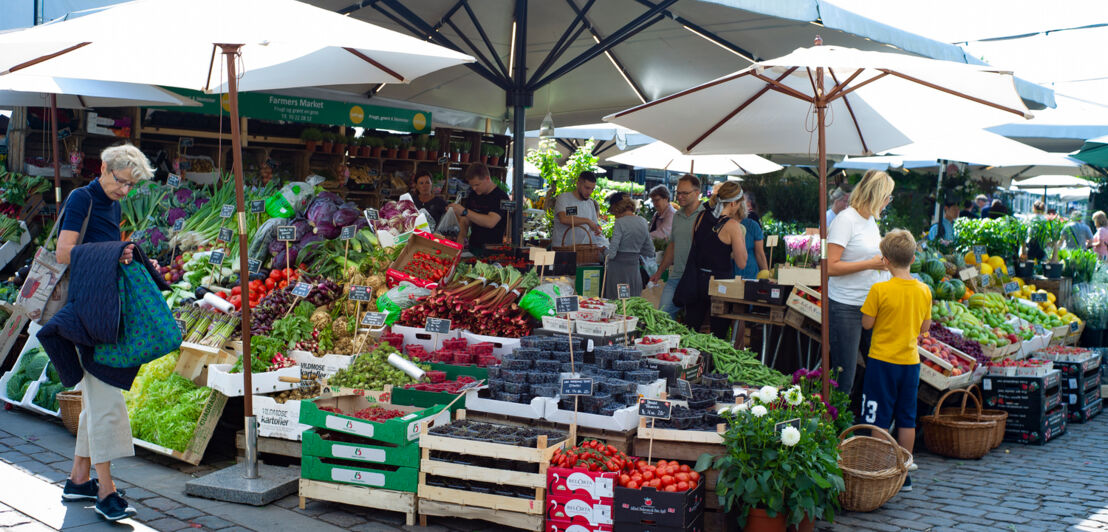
[57,390,82,435]
[938,384,1008,449]
[553,230,605,265]
[837,424,911,512]
[920,388,997,459]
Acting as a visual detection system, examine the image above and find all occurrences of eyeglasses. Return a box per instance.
[112,171,140,189]
[675,190,696,197]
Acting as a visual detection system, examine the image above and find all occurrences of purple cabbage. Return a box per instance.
[396,199,417,214]
[268,238,286,256]
[380,201,400,220]
[298,232,324,249]
[315,191,343,205]
[292,219,312,240]
[194,196,210,209]
[306,197,338,226]
[272,247,298,270]
[331,206,360,228]
[166,207,187,225]
[314,221,340,239]
[174,188,193,204]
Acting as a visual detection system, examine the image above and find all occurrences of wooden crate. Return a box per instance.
[463,410,636,453]
[418,499,543,531]
[132,391,228,465]
[299,478,417,526]
[710,298,786,323]
[633,417,726,511]
[174,342,237,386]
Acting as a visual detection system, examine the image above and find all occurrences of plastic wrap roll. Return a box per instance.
[387,353,426,381]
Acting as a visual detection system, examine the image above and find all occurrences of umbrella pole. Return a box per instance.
[932,159,945,227]
[220,43,257,480]
[816,66,831,401]
[50,94,61,215]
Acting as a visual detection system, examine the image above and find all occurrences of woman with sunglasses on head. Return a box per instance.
[826,169,895,397]
[678,181,748,340]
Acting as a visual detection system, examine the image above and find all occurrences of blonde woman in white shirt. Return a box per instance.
[825,170,894,395]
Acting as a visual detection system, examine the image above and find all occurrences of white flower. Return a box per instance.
[757,386,779,403]
[784,386,804,406]
[781,426,801,447]
[717,406,732,415]
[751,405,768,418]
[731,402,749,414]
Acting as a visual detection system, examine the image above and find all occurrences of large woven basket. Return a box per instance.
[921,388,997,459]
[57,390,82,435]
[553,229,605,265]
[938,385,1008,449]
[837,424,911,512]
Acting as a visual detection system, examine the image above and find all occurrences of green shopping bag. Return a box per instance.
[94,261,183,368]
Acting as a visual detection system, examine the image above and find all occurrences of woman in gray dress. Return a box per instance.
[603,192,655,299]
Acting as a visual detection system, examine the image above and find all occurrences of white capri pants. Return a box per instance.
[75,359,134,464]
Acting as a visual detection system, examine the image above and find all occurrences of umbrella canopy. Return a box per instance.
[1073,135,1108,168]
[525,123,653,145]
[0,74,199,109]
[1011,174,1095,190]
[606,141,781,175]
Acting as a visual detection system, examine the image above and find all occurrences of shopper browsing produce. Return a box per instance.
[736,205,768,280]
[650,174,704,318]
[603,192,655,300]
[1092,211,1108,260]
[827,169,894,395]
[927,199,959,244]
[676,181,747,339]
[647,184,675,240]
[826,186,850,226]
[552,170,603,246]
[447,163,509,253]
[1063,211,1093,250]
[859,229,932,492]
[411,169,447,224]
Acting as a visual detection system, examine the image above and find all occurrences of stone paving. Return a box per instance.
[2,402,1107,531]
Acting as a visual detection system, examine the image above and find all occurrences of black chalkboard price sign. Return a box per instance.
[208,250,225,265]
[565,205,578,216]
[1003,281,1019,294]
[172,218,186,232]
[561,378,594,396]
[220,204,235,218]
[361,312,388,327]
[277,226,297,241]
[617,283,631,300]
[247,258,262,274]
[291,282,313,298]
[638,398,672,420]
[556,296,579,314]
[501,200,516,212]
[364,208,379,221]
[250,200,265,214]
[167,174,181,188]
[1031,292,1048,303]
[425,317,451,334]
[349,285,372,302]
[340,225,356,240]
[217,227,233,243]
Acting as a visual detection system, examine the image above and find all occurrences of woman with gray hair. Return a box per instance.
[55,143,154,521]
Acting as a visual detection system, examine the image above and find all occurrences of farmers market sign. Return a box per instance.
[152,88,432,133]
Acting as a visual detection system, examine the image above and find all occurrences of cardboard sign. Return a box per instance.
[425,317,451,334]
[364,208,379,221]
[774,418,801,435]
[1031,292,1048,303]
[1003,281,1019,294]
[167,174,181,187]
[217,227,233,243]
[277,226,297,241]
[349,285,372,302]
[675,379,692,399]
[172,218,186,232]
[977,275,991,287]
[556,296,579,314]
[220,204,235,218]
[501,199,516,212]
[291,282,313,298]
[617,283,631,300]
[247,258,262,274]
[565,206,578,216]
[361,312,388,327]
[208,250,225,265]
[959,268,978,281]
[561,378,594,396]
[638,398,672,420]
[340,225,356,240]
[250,200,265,214]
[765,234,779,247]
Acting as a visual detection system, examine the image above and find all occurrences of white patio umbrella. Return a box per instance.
[605,42,1031,396]
[1012,175,1095,207]
[0,0,471,484]
[607,141,782,176]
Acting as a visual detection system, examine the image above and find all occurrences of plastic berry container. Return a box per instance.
[531,384,558,398]
[613,359,641,371]
[502,381,529,394]
[512,348,542,359]
[501,357,533,370]
[501,370,528,383]
[425,370,446,384]
[468,342,495,356]
[442,338,468,351]
[701,373,730,388]
[534,360,561,373]
[519,336,543,348]
[498,392,521,403]
[486,365,502,379]
[477,354,499,367]
[453,352,475,366]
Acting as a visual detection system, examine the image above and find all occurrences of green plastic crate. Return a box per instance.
[390,387,466,414]
[299,396,446,446]
[300,456,418,492]
[301,429,420,468]
[427,363,488,381]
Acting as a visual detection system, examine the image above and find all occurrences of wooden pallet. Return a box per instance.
[463,410,636,453]
[711,298,786,324]
[298,478,417,526]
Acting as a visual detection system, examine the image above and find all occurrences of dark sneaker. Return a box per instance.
[62,478,99,501]
[901,475,913,493]
[94,492,137,521]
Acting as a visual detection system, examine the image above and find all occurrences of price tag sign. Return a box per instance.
[364,208,379,222]
[176,319,187,338]
[458,379,485,393]
[1031,292,1048,303]
[560,378,594,396]
[217,227,233,243]
[361,312,388,327]
[57,128,71,140]
[220,204,235,218]
[977,275,991,287]
[180,137,194,148]
[959,268,978,281]
[349,285,372,302]
[617,283,631,300]
[675,379,692,399]
[425,317,451,334]
[1034,324,1046,335]
[774,418,801,435]
[291,282,313,298]
[250,200,265,214]
[556,296,579,314]
[439,156,452,166]
[565,205,578,216]
[172,218,186,232]
[340,225,356,240]
[247,258,262,274]
[1004,281,1019,294]
[973,245,987,261]
[208,250,225,266]
[1071,321,1080,332]
[167,174,181,188]
[638,398,672,420]
[277,226,297,242]
[765,234,779,247]
[501,200,516,212]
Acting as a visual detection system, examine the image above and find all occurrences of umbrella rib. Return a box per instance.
[878,69,1030,118]
[610,71,751,118]
[204,44,217,93]
[825,69,864,100]
[688,68,798,152]
[750,71,811,103]
[825,71,889,103]
[828,68,869,155]
[344,47,405,82]
[0,42,91,75]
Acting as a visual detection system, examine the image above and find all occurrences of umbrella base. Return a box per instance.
[185,462,298,506]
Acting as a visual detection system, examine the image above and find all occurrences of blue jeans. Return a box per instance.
[660,276,681,318]
[828,298,871,396]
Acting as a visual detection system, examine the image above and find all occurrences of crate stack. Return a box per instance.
[296,394,447,526]
[545,468,617,531]
[614,482,708,532]
[1052,351,1103,423]
[981,370,1066,445]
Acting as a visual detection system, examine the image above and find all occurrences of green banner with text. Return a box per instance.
[153,88,431,133]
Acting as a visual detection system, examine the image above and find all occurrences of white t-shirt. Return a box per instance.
[827,207,890,306]
[552,191,599,246]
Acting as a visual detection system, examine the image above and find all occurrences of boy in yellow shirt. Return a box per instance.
[860,229,931,492]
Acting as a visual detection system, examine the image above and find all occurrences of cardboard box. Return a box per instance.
[376,212,431,249]
[1004,404,1066,445]
[708,279,744,301]
[546,494,613,525]
[287,350,354,382]
[1068,397,1102,423]
[299,396,447,446]
[547,467,617,502]
[253,393,313,441]
[300,455,418,492]
[464,389,550,420]
[776,266,820,286]
[613,512,705,532]
[385,231,461,288]
[785,285,821,323]
[614,481,706,529]
[981,371,1061,414]
[301,428,419,467]
[0,303,29,371]
[1064,385,1101,410]
[206,363,299,397]
[743,280,789,305]
[544,520,612,532]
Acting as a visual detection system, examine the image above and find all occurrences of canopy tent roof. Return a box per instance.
[1011,174,1095,189]
[524,122,655,158]
[0,73,199,109]
[1073,134,1108,169]
[305,0,1053,131]
[606,141,782,175]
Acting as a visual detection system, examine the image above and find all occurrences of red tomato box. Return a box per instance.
[547,467,617,502]
[614,481,706,529]
[545,494,613,526]
[544,520,612,532]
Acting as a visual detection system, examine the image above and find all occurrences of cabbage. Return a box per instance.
[380,201,400,220]
[292,219,312,240]
[268,238,286,256]
[315,191,343,205]
[306,198,338,226]
[194,196,210,209]
[396,199,417,214]
[6,370,24,398]
[166,207,188,226]
[314,221,340,239]
[273,246,298,270]
[332,206,360,228]
[20,350,49,379]
[173,188,193,204]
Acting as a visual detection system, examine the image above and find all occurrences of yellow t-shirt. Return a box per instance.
[860,277,932,365]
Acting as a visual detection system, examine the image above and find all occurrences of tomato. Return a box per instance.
[627,480,639,489]
[656,460,667,468]
[661,475,674,486]
[216,291,228,300]
[677,481,689,491]
[649,479,661,489]
[689,471,701,482]
[270,269,283,280]
[231,286,241,296]
[664,485,677,493]
[679,464,690,473]
[279,280,288,289]
[620,474,630,485]
[676,472,689,482]
[265,278,276,289]
[642,471,654,481]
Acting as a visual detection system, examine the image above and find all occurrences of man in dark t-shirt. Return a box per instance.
[447,163,509,253]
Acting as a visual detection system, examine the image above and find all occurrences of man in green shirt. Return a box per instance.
[649,174,703,317]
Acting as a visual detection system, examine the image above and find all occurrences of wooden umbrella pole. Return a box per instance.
[816,63,831,402]
[50,94,62,215]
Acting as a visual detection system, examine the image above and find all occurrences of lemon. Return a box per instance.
[1014,277,1026,288]
[1047,292,1056,304]
[1028,284,1037,292]
[987,256,1005,270]
[964,252,977,266]
[979,263,994,275]
[1058,307,1068,316]
[757,269,772,280]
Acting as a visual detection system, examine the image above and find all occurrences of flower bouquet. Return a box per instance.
[783,235,820,268]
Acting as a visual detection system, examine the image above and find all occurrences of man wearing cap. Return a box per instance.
[826,187,850,226]
[1063,211,1094,250]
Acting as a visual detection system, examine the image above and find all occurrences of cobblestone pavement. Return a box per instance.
[2,403,1106,531]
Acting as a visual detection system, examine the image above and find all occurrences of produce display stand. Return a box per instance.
[981,370,1067,445]
[710,294,789,366]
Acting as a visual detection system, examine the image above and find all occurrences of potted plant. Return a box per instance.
[428,138,440,160]
[332,132,347,155]
[458,142,472,164]
[488,144,503,166]
[300,127,322,152]
[319,131,335,153]
[414,136,428,160]
[398,139,412,160]
[698,380,845,532]
[368,136,384,157]
[355,136,369,157]
[449,141,462,163]
[384,136,401,158]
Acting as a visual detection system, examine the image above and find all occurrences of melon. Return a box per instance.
[936,281,955,301]
[924,259,946,282]
[950,279,966,300]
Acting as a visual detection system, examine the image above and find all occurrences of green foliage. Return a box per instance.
[760,213,809,265]
[953,216,1027,264]
[1060,249,1100,284]
[526,139,607,232]
[740,172,820,227]
[125,352,212,453]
